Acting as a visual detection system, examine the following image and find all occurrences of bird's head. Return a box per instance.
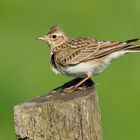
[38,24,69,48]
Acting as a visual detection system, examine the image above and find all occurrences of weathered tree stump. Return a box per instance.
[14,78,103,140]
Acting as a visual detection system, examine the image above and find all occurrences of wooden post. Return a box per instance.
[14,78,103,140]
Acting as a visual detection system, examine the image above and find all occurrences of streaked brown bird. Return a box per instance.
[38,24,140,93]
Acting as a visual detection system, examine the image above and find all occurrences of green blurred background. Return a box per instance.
[1,0,140,139]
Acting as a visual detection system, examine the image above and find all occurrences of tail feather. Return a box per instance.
[124,38,140,52]
[125,45,140,52]
[125,38,139,43]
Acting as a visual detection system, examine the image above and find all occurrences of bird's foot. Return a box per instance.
[63,86,75,94]
[63,86,86,94]
[77,86,86,91]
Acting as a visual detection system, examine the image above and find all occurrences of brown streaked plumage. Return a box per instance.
[38,24,140,93]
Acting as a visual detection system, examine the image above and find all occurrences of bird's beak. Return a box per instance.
[37,36,48,42]
[38,36,45,40]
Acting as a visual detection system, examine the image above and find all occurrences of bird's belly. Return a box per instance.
[61,62,109,77]
[60,51,126,77]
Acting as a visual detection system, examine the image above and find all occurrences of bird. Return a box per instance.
[38,24,140,93]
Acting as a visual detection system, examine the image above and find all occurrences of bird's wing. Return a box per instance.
[55,38,136,66]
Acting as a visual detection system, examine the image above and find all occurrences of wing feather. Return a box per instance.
[55,38,127,65]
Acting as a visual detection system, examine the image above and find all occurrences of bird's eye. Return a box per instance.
[52,34,57,39]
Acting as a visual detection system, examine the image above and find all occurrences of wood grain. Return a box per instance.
[14,79,102,140]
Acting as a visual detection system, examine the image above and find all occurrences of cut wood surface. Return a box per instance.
[14,78,103,140]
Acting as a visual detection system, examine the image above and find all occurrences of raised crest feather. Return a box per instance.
[47,24,60,35]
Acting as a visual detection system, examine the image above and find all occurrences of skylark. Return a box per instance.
[38,24,140,93]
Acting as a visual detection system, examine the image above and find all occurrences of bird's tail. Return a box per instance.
[124,38,140,52]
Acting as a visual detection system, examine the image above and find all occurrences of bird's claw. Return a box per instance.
[63,86,87,94]
[63,86,75,94]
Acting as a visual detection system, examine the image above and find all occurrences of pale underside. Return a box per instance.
[51,51,126,77]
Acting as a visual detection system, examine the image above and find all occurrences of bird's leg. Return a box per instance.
[73,73,93,90]
[64,73,93,94]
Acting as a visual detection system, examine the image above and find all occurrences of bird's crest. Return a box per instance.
[47,24,60,35]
